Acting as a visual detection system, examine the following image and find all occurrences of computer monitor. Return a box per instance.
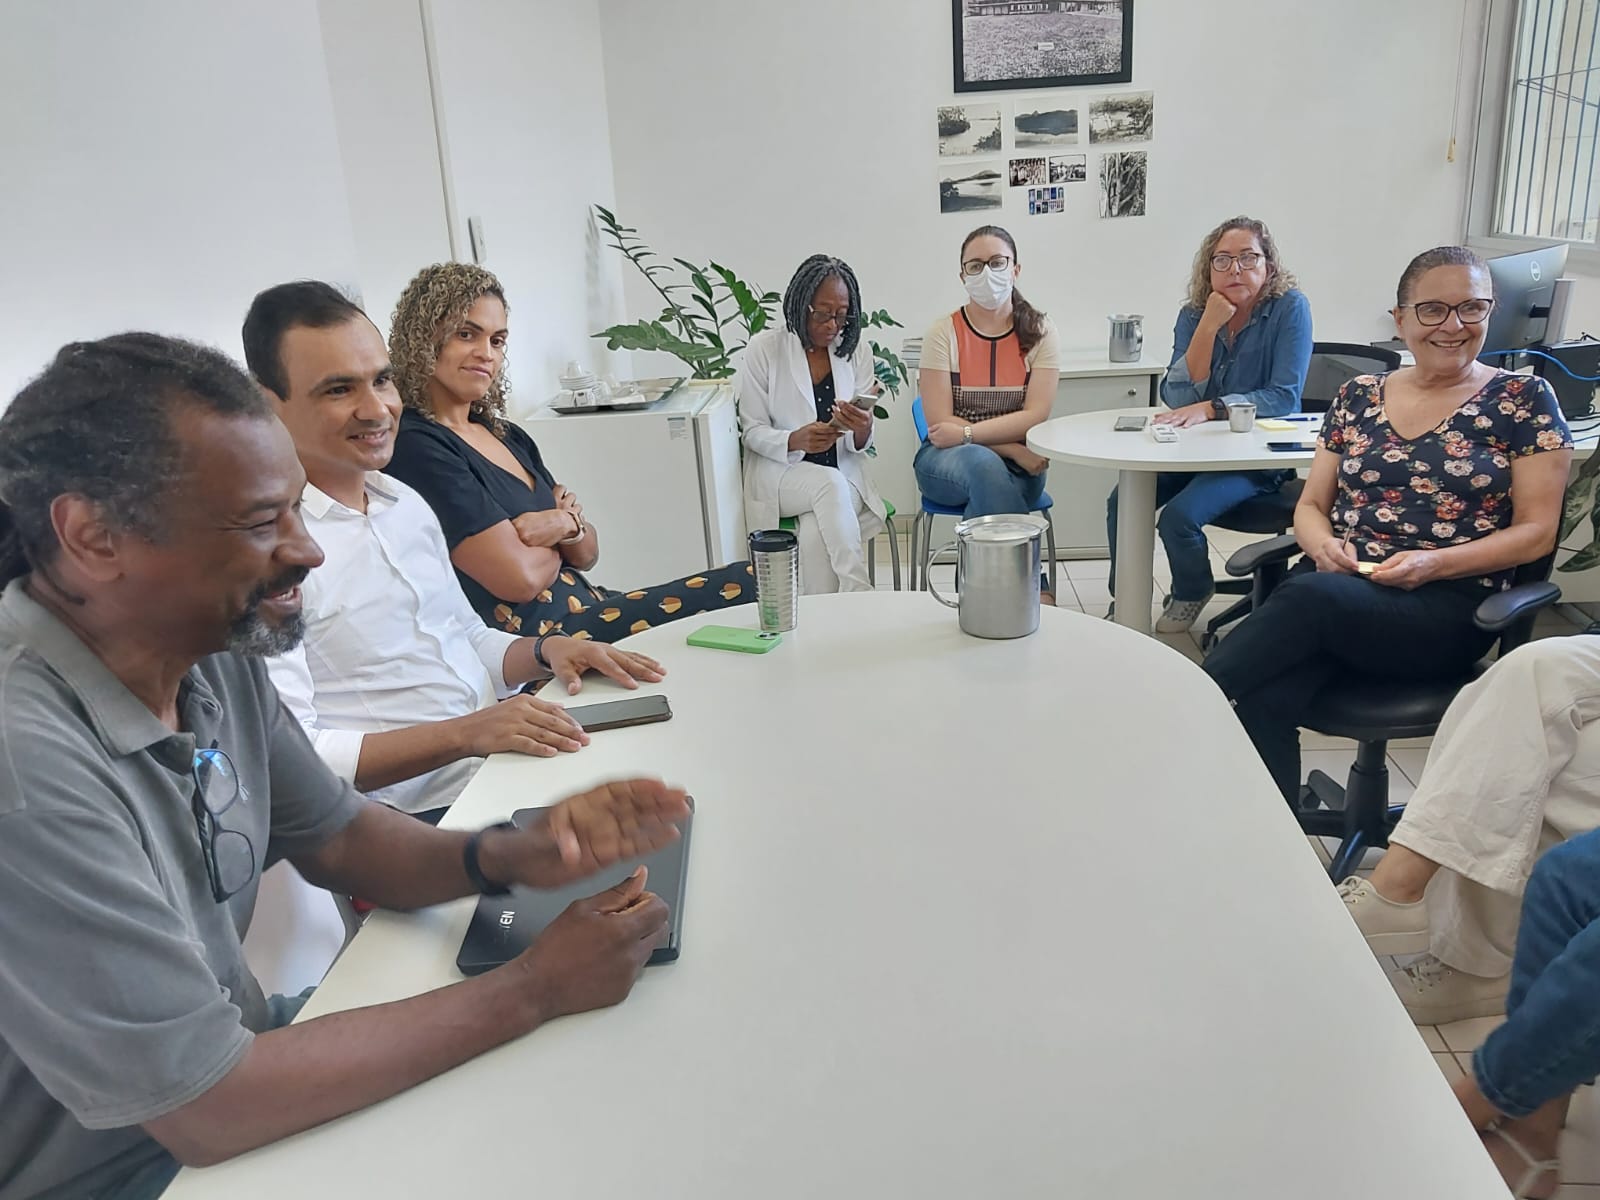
[1479,243,1571,362]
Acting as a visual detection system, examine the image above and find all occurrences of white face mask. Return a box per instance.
[964,264,1014,311]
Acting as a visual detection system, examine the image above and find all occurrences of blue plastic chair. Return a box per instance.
[908,396,1057,595]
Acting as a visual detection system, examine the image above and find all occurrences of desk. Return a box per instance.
[1027,407,1317,634]
[168,596,1504,1199]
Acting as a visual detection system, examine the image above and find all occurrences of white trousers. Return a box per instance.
[776,462,874,594]
[1389,635,1600,978]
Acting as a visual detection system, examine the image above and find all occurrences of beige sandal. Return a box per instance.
[1486,1125,1560,1198]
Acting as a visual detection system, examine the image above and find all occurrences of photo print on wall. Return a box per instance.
[1009,157,1048,186]
[940,161,1004,212]
[1088,91,1153,143]
[937,104,1003,156]
[1098,150,1147,218]
[953,0,1134,92]
[1049,153,1086,182]
[1013,105,1078,147]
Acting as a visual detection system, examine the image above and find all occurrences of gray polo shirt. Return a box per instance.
[0,581,363,1199]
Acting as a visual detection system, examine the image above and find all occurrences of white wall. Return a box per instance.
[316,0,455,334]
[0,0,361,400]
[426,0,632,416]
[598,0,1476,509]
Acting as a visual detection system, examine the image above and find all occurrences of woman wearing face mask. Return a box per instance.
[384,262,757,643]
[914,226,1060,594]
[736,254,887,594]
[1106,216,1313,632]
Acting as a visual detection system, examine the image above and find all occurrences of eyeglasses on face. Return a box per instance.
[1210,252,1265,272]
[192,746,256,903]
[961,255,1013,277]
[1399,298,1495,326]
[806,305,857,328]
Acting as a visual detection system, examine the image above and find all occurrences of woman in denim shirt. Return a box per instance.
[1106,216,1313,631]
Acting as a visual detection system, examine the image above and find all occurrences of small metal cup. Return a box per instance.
[1227,401,1257,433]
[748,529,799,636]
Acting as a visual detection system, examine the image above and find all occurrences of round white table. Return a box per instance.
[167,595,1506,1199]
[1027,407,1319,634]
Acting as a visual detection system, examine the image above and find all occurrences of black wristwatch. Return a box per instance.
[533,630,569,672]
[1211,398,1229,421]
[463,821,517,896]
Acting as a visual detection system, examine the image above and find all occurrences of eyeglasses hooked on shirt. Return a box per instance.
[191,742,256,903]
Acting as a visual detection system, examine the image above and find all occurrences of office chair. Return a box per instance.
[1199,343,1404,650]
[778,499,901,590]
[906,396,1058,597]
[1222,536,1561,881]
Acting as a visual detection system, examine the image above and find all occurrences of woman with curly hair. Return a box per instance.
[736,253,887,593]
[1204,246,1572,808]
[384,262,755,642]
[1106,216,1313,632]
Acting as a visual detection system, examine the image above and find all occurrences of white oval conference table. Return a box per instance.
[1029,405,1600,636]
[167,595,1506,1199]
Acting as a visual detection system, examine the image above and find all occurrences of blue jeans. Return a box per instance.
[1474,830,1600,1118]
[1202,559,1494,804]
[1105,470,1288,602]
[914,442,1046,518]
[101,988,316,1200]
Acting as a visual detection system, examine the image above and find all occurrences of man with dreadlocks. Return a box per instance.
[0,334,685,1198]
[737,253,889,594]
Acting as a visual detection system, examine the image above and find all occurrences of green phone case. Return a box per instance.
[686,624,781,654]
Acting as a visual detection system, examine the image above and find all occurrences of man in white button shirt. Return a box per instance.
[242,282,663,819]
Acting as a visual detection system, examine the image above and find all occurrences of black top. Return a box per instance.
[385,408,606,629]
[804,373,839,469]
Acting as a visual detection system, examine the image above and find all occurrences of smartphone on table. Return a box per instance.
[562,694,672,733]
[1114,414,1147,432]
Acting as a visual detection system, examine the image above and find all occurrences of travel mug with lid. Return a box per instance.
[748,529,800,636]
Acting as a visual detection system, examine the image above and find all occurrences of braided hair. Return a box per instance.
[782,254,863,356]
[960,226,1047,355]
[0,334,274,590]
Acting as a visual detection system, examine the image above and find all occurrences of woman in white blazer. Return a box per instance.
[737,255,886,594]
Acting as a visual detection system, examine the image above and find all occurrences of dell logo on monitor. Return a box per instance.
[1531,261,1543,283]
[498,910,515,928]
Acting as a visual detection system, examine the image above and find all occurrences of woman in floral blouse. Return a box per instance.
[1205,246,1573,804]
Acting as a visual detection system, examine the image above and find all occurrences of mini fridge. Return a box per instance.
[516,381,747,589]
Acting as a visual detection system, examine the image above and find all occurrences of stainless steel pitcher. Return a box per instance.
[1108,314,1144,363]
[928,514,1046,639]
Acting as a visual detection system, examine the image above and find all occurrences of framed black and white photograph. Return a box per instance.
[1049,153,1086,183]
[939,161,1004,213]
[1009,157,1047,186]
[1014,105,1078,147]
[953,1,1133,94]
[1098,150,1146,218]
[937,104,1003,157]
[1088,91,1153,143]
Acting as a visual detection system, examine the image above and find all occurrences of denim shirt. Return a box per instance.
[1159,288,1313,418]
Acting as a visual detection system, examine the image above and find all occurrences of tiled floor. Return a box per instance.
[874,523,1600,1190]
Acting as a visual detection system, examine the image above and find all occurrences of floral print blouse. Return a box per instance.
[1318,372,1571,589]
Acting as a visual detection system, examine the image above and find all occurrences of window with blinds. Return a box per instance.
[1495,0,1600,243]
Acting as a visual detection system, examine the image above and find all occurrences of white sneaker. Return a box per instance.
[1337,876,1430,956]
[1388,954,1509,1026]
[1154,590,1214,634]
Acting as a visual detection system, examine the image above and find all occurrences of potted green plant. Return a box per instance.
[590,205,910,421]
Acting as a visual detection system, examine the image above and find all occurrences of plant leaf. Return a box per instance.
[1559,538,1600,574]
[591,321,721,363]
[873,405,890,420]
[1570,471,1600,541]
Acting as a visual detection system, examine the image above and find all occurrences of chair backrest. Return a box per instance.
[911,395,929,441]
[1302,342,1404,414]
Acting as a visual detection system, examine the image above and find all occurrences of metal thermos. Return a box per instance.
[928,514,1047,639]
[748,529,800,636]
[1108,314,1144,362]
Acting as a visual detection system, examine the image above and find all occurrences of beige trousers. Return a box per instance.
[1390,635,1600,978]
